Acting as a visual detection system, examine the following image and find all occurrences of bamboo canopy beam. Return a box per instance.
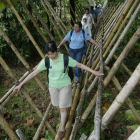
[43,0,67,33]
[28,0,55,41]
[19,0,48,43]
[5,0,44,58]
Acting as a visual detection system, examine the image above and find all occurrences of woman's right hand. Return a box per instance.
[94,71,104,76]
[14,85,22,92]
[57,44,61,49]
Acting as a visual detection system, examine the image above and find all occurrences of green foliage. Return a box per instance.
[125,110,140,123]
[45,130,54,140]
[126,124,139,131]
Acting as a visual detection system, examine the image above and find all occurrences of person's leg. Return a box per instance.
[59,108,68,131]
[69,48,76,59]
[58,85,72,139]
[74,50,83,82]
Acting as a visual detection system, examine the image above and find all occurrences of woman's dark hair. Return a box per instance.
[74,22,82,28]
[44,41,57,54]
[85,8,89,11]
[90,6,94,9]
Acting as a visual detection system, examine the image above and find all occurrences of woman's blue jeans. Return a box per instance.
[69,48,83,81]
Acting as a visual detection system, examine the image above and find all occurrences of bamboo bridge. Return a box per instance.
[0,0,140,139]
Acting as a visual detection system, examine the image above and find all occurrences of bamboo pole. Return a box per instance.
[44,0,67,33]
[104,26,140,87]
[92,16,104,140]
[88,2,126,81]
[0,71,29,105]
[21,90,56,136]
[88,63,140,139]
[105,66,140,124]
[0,113,19,140]
[0,57,55,136]
[88,0,132,79]
[5,0,44,58]
[19,0,48,43]
[0,55,16,80]
[105,3,140,64]
[81,94,97,125]
[0,28,30,69]
[128,126,140,140]
[79,24,140,128]
[40,0,64,41]
[62,84,81,140]
[103,0,139,59]
[28,0,54,41]
[0,28,46,91]
[33,103,52,140]
[101,62,140,131]
[69,73,89,140]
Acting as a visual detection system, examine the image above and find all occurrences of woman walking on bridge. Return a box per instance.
[57,22,101,83]
[14,41,103,139]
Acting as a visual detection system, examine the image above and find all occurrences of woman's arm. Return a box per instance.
[57,38,66,48]
[76,62,104,76]
[89,38,102,48]
[14,69,41,92]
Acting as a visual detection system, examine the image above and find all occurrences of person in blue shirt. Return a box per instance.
[89,6,98,23]
[57,22,101,83]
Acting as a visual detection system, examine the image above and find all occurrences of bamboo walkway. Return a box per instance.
[0,0,140,140]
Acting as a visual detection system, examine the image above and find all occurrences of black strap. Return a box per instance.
[70,29,86,45]
[63,54,69,73]
[45,57,50,81]
[70,30,74,41]
[82,29,86,46]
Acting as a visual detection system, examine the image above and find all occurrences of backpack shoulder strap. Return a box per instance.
[45,57,50,69]
[63,54,69,73]
[82,29,86,45]
[70,30,74,41]
[45,57,50,78]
